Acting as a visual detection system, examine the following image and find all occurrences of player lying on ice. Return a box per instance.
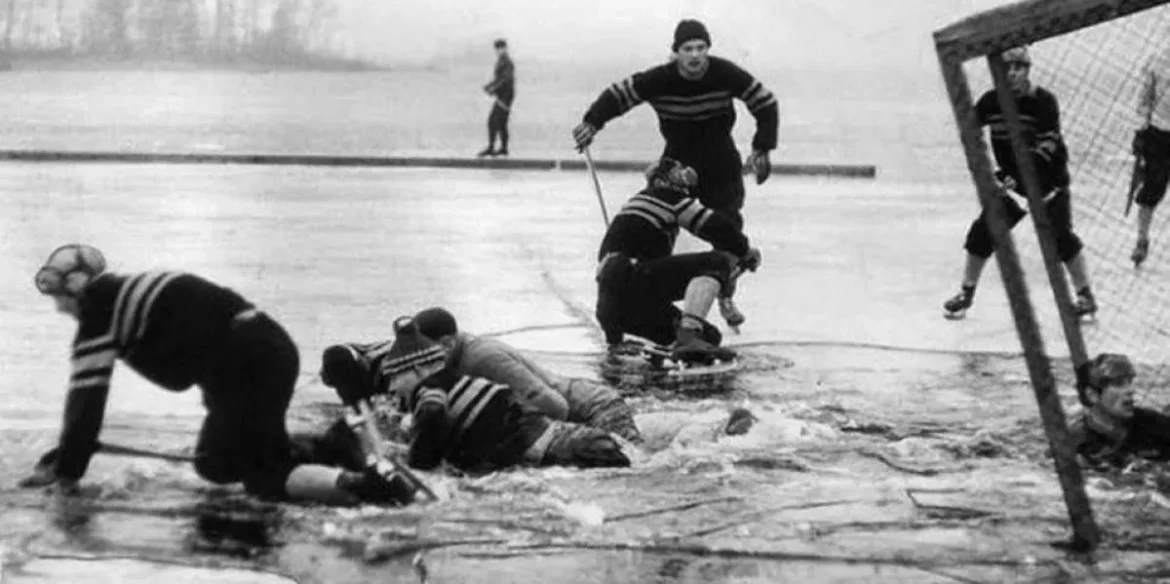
[595,157,761,365]
[18,244,422,507]
[408,306,642,444]
[1071,353,1170,469]
[319,316,632,473]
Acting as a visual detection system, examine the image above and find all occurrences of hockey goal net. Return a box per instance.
[936,0,1170,404]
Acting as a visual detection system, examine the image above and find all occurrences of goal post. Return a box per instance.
[933,0,1170,551]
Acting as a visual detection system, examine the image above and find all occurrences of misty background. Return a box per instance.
[0,0,1015,80]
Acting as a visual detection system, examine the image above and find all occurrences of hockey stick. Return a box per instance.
[100,441,194,463]
[1126,154,1144,218]
[583,146,610,226]
[354,399,439,502]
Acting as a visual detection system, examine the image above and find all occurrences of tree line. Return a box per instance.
[0,0,363,67]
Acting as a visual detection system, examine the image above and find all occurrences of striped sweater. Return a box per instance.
[582,56,778,167]
[404,376,546,471]
[598,185,750,262]
[57,271,253,479]
[975,86,1070,192]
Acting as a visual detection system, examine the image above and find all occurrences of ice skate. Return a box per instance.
[670,325,736,366]
[476,147,496,158]
[1074,288,1098,323]
[1132,237,1149,268]
[943,288,974,320]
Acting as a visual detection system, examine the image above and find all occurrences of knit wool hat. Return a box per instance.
[414,307,459,341]
[672,19,711,52]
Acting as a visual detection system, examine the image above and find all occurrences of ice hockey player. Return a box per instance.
[572,18,778,231]
[942,46,1097,321]
[18,244,420,507]
[1071,353,1170,469]
[410,306,643,444]
[1129,41,1170,267]
[595,157,761,365]
[319,317,631,472]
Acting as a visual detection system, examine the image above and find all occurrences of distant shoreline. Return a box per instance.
[0,52,392,73]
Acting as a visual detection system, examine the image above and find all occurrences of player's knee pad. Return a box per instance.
[1056,231,1084,263]
[963,222,995,259]
[193,454,240,485]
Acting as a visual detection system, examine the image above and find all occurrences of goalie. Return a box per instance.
[595,157,760,365]
[319,317,631,472]
[942,46,1097,321]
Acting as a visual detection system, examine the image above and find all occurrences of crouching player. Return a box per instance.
[1071,353,1170,469]
[596,157,761,365]
[18,244,419,507]
[411,306,643,444]
[942,46,1096,320]
[320,317,631,472]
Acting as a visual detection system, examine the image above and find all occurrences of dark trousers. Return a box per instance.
[488,100,511,152]
[194,312,301,500]
[963,188,1084,262]
[596,251,735,346]
[671,149,746,229]
[1137,125,1170,208]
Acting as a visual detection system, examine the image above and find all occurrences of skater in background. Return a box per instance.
[478,38,515,157]
[1129,41,1170,267]
[1070,353,1170,469]
[595,157,760,365]
[943,46,1097,321]
[410,306,643,444]
[19,244,419,507]
[319,317,631,472]
[571,18,778,230]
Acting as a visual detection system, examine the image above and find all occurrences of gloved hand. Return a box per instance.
[1033,139,1059,163]
[744,150,771,185]
[572,122,598,151]
[994,169,1018,192]
[18,447,78,492]
[740,247,762,272]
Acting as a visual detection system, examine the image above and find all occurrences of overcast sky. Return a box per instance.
[332,0,1016,73]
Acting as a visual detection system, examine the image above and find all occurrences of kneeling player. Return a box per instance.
[1071,353,1170,469]
[411,306,642,444]
[320,317,631,472]
[19,244,418,507]
[596,157,760,364]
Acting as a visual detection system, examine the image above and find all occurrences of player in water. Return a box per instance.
[942,46,1097,321]
[1070,353,1170,469]
[571,19,778,230]
[319,317,631,472]
[410,306,642,444]
[19,244,419,507]
[1129,42,1170,267]
[595,157,760,365]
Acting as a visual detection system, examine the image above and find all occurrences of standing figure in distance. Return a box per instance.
[1130,40,1170,267]
[19,244,418,507]
[942,46,1097,321]
[479,38,515,157]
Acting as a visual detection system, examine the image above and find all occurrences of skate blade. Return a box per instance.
[943,310,967,321]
